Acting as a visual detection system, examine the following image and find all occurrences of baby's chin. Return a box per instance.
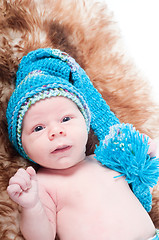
[38,158,85,171]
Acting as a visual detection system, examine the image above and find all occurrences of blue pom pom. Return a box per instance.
[95,123,159,212]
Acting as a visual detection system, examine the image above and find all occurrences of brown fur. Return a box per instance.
[0,0,159,238]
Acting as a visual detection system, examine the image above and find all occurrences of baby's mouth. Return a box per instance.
[51,145,72,154]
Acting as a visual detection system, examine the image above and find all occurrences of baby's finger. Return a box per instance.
[16,168,31,180]
[148,141,157,158]
[26,166,37,181]
[7,184,22,199]
[9,175,30,191]
[9,169,31,190]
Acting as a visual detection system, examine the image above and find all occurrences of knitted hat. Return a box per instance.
[6,48,120,161]
[6,49,91,160]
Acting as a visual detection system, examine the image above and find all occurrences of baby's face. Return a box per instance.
[22,97,88,169]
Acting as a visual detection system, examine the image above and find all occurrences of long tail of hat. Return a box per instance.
[70,65,120,141]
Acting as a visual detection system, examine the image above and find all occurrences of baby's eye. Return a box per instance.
[62,116,71,122]
[34,126,44,132]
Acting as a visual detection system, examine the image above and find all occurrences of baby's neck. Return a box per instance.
[39,155,95,175]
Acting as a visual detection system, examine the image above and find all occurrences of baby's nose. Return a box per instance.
[48,126,65,140]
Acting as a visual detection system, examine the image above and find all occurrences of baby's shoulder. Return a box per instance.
[84,154,122,178]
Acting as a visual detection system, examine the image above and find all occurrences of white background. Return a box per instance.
[100,0,159,155]
[104,0,159,103]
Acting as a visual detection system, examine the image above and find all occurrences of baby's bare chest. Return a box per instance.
[45,160,155,240]
[56,160,121,209]
[55,163,124,239]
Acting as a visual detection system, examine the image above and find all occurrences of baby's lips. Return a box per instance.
[51,145,72,154]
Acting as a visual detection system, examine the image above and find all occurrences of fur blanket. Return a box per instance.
[0,0,159,239]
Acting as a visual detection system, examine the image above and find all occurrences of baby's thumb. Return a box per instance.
[26,166,37,181]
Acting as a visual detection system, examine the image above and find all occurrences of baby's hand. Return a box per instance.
[147,137,157,158]
[7,167,39,209]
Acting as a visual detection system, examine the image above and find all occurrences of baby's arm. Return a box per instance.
[7,167,56,240]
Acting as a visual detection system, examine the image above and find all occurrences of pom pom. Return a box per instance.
[95,123,159,212]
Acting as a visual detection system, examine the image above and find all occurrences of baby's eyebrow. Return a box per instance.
[22,117,40,130]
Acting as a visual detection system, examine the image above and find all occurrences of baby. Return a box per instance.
[6,48,159,240]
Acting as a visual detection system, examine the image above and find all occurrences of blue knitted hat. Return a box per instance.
[6,48,120,161]
[6,49,92,160]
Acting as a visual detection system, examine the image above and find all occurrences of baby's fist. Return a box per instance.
[7,167,39,208]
